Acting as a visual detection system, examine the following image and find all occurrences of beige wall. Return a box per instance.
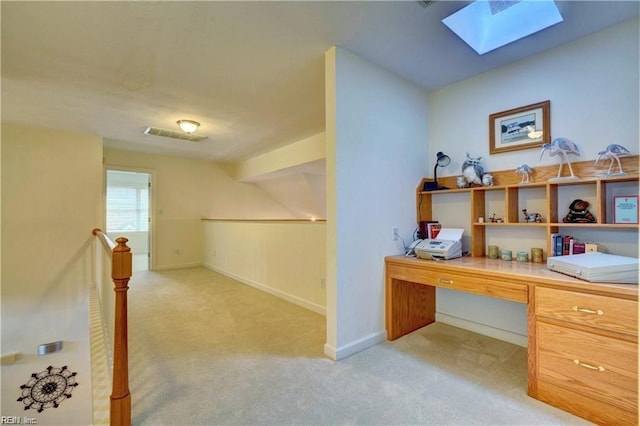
[227,133,327,219]
[106,147,328,317]
[103,149,295,270]
[202,220,326,314]
[1,124,103,354]
[227,132,325,182]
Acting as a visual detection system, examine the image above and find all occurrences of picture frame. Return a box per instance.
[489,100,550,154]
[613,195,639,224]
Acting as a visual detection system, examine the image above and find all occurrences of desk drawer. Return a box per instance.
[397,266,528,303]
[536,287,638,335]
[537,321,638,413]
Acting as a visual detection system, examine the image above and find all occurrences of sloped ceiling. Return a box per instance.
[249,159,327,219]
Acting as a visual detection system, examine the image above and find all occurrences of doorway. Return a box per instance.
[105,169,152,272]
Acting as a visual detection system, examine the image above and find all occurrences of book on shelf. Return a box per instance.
[418,220,438,239]
[550,235,594,256]
[552,234,563,257]
[563,236,572,256]
[572,242,586,254]
[428,223,442,239]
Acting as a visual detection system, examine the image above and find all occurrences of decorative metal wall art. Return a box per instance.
[18,366,78,413]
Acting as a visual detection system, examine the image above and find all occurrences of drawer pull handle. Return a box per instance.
[573,359,605,372]
[437,278,454,285]
[572,306,604,316]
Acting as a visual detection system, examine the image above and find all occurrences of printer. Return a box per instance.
[547,252,638,284]
[414,228,463,260]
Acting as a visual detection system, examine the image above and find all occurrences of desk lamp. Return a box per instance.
[424,152,451,191]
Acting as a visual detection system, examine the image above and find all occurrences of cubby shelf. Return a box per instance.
[417,156,639,258]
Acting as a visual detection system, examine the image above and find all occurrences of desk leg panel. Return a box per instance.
[386,279,436,340]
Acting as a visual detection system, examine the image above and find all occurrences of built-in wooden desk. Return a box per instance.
[385,255,638,425]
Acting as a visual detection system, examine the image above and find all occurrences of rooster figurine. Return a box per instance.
[462,153,484,187]
[595,144,631,176]
[540,137,580,181]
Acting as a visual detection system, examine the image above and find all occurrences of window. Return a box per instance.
[106,171,149,232]
[442,0,563,55]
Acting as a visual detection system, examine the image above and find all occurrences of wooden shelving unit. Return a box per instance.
[416,156,639,258]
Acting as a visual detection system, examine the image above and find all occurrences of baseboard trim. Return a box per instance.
[153,262,201,271]
[324,330,386,361]
[202,263,326,316]
[436,312,528,347]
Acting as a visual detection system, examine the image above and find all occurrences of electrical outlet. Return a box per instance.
[392,227,399,241]
[320,278,326,289]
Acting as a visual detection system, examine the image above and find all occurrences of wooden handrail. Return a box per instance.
[93,228,116,252]
[93,228,132,426]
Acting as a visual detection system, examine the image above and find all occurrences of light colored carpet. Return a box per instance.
[127,267,590,425]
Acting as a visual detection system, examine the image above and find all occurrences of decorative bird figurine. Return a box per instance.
[595,144,631,176]
[515,164,533,184]
[481,173,494,187]
[540,137,580,181]
[462,153,484,186]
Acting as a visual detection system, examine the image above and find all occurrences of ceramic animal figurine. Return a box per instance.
[595,144,631,176]
[456,176,467,188]
[540,137,580,181]
[462,153,484,186]
[522,209,542,223]
[515,164,533,184]
[481,173,494,186]
[563,199,596,223]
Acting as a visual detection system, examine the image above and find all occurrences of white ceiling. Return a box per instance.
[2,1,638,162]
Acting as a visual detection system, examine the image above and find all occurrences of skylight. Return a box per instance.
[442,0,564,55]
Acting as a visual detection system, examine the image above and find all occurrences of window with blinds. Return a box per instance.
[106,171,149,232]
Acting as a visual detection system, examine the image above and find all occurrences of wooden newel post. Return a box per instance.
[111,237,132,426]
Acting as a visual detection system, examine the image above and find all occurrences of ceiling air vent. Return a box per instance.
[143,126,207,142]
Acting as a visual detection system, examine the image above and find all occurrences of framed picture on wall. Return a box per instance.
[489,100,550,154]
[614,195,639,224]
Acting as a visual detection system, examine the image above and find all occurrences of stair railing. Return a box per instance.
[92,228,132,426]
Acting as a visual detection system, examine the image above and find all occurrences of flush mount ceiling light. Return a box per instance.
[177,120,200,134]
[442,0,563,55]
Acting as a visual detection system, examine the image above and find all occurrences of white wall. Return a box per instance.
[103,149,295,270]
[429,18,639,172]
[1,124,102,364]
[202,220,326,314]
[325,47,430,360]
[427,19,639,344]
[1,127,120,424]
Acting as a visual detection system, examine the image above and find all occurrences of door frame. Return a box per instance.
[104,166,156,271]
